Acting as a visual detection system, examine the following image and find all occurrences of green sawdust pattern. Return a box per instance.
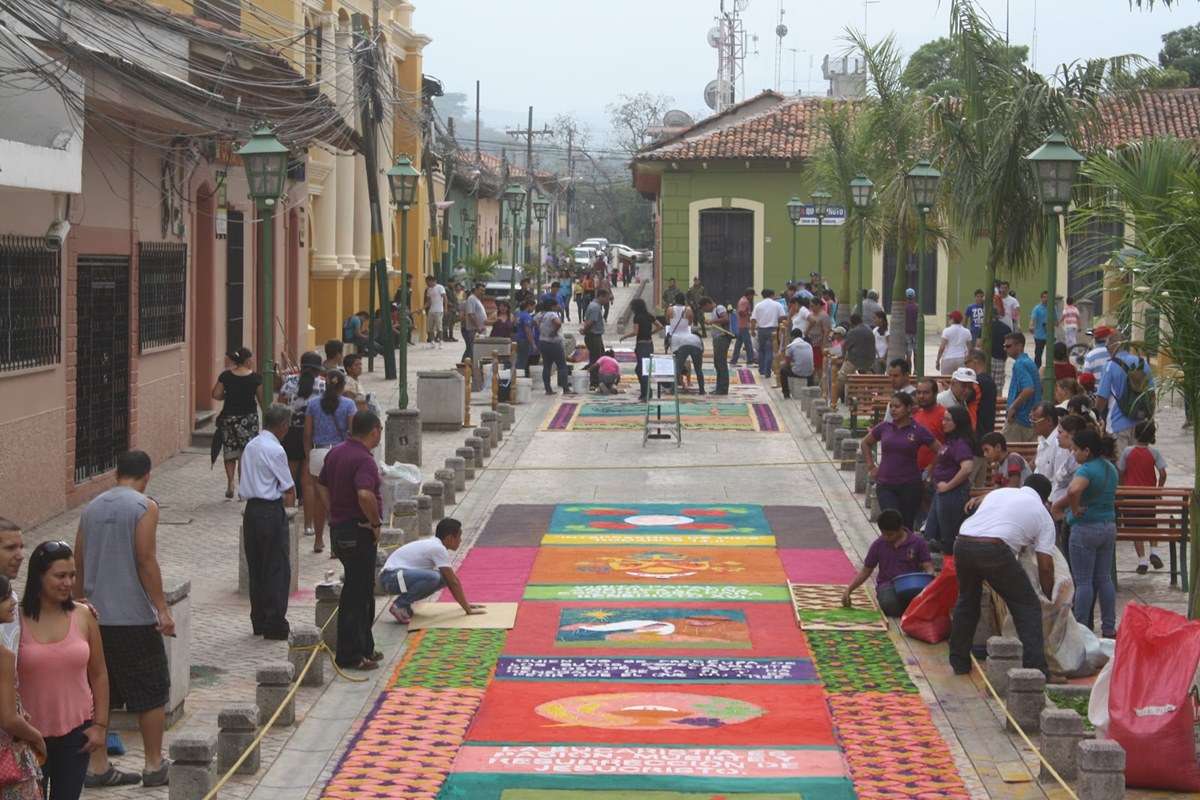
[806,630,918,694]
[391,629,508,689]
[797,607,887,629]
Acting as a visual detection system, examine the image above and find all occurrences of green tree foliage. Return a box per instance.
[901,36,1028,95]
[1158,23,1200,86]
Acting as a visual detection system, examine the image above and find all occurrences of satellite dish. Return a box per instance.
[704,80,731,111]
[707,26,722,48]
[663,109,695,128]
[776,24,788,38]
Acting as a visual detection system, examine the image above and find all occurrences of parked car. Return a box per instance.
[636,248,653,263]
[611,244,639,261]
[579,237,609,251]
[572,246,597,269]
[484,265,524,299]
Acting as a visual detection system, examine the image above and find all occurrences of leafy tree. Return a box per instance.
[1158,23,1200,86]
[901,36,1028,95]
[606,92,674,154]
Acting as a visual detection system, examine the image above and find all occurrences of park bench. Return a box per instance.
[1115,487,1191,591]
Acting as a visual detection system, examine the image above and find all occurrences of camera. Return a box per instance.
[45,219,70,250]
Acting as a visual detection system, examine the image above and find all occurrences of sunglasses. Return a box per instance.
[34,540,71,560]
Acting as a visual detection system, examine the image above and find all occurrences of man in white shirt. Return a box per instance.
[998,282,1020,331]
[378,518,484,624]
[462,282,488,364]
[791,297,812,334]
[949,477,1056,677]
[424,276,447,347]
[750,289,785,378]
[1032,403,1072,502]
[238,405,296,639]
[780,330,814,399]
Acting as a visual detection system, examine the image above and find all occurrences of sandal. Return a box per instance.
[344,658,379,672]
[313,544,324,553]
[85,766,142,787]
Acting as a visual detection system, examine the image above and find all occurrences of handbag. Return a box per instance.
[0,740,31,786]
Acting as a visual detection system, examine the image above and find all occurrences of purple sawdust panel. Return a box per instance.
[471,505,555,547]
[762,506,840,550]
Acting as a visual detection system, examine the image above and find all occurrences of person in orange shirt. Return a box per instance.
[912,378,947,472]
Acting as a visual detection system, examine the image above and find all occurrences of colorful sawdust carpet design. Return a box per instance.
[543,401,782,432]
[389,629,508,689]
[807,629,919,694]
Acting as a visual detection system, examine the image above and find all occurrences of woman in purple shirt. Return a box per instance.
[860,392,940,530]
[923,405,979,553]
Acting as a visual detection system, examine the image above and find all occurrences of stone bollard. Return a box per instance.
[798,385,821,414]
[810,399,829,429]
[445,457,466,492]
[464,437,484,469]
[217,703,260,775]
[392,500,419,542]
[819,412,838,449]
[1005,668,1046,733]
[866,487,880,522]
[1077,739,1126,800]
[838,436,858,471]
[314,579,341,652]
[1039,709,1086,782]
[482,410,502,444]
[416,495,433,537]
[377,528,404,549]
[435,469,457,506]
[824,414,844,450]
[374,549,389,596]
[854,449,869,492]
[168,733,217,800]
[985,637,1024,696]
[455,448,477,479]
[288,624,324,687]
[385,408,422,466]
[497,402,515,430]
[423,482,444,522]
[473,427,493,458]
[255,662,295,727]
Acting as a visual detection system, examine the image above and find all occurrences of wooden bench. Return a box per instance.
[1115,487,1191,591]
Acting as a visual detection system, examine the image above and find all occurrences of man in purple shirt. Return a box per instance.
[842,509,934,616]
[317,410,384,671]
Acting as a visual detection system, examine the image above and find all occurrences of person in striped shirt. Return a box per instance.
[1082,325,1114,382]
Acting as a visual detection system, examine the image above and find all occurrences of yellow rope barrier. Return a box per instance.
[969,654,1080,800]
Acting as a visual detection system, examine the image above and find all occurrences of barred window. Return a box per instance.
[138,242,187,351]
[0,236,61,372]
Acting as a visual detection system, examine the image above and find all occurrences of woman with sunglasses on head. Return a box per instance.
[0,573,44,799]
[18,542,109,798]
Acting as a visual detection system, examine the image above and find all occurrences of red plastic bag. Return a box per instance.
[1108,604,1200,791]
[900,555,959,643]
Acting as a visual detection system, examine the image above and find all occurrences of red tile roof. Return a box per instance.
[1095,89,1200,148]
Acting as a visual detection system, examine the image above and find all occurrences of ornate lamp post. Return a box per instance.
[849,174,875,306]
[1026,131,1085,398]
[503,183,526,302]
[387,154,420,409]
[786,196,804,284]
[533,193,550,294]
[236,124,290,402]
[905,159,942,377]
[811,189,832,284]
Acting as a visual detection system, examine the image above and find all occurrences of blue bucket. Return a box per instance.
[892,571,934,600]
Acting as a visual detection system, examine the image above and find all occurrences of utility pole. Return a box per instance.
[474,80,481,159]
[565,127,574,240]
[505,107,552,276]
[352,12,395,380]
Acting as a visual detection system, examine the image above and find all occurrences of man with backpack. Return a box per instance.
[1096,331,1155,455]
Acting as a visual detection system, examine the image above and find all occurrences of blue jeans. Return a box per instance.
[1069,520,1117,636]
[756,329,775,376]
[516,338,532,375]
[380,568,445,612]
[925,482,970,552]
[731,328,755,364]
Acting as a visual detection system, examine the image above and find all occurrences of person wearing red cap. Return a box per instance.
[1082,326,1114,381]
[936,311,973,376]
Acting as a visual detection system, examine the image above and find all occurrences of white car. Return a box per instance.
[484,265,524,300]
[572,246,597,269]
[579,238,609,251]
[611,244,639,261]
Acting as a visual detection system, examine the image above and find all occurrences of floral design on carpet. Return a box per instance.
[828,693,971,799]
[389,629,508,689]
[788,583,876,612]
[534,691,765,730]
[805,630,917,694]
[575,551,747,581]
[556,607,752,649]
[321,687,485,800]
[796,607,888,632]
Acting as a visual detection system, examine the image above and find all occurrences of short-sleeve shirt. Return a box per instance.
[864,531,931,588]
[595,356,620,377]
[1061,306,1080,328]
[384,537,451,573]
[932,436,974,484]
[425,283,447,313]
[785,338,814,376]
[1003,295,1021,328]
[905,301,918,334]
[992,452,1032,487]
[584,301,606,336]
[515,310,537,344]
[709,305,730,340]
[538,311,563,344]
[941,325,973,361]
[736,297,752,326]
[752,299,784,330]
[465,294,488,332]
[871,420,936,485]
[1097,352,1153,435]
[317,439,381,525]
[1118,445,1165,487]
[1007,353,1041,426]
[219,370,261,416]
[912,405,946,471]
[960,486,1057,555]
[1083,346,1111,380]
[965,303,985,338]
[1068,457,1118,526]
[1031,304,1048,339]
[307,395,357,447]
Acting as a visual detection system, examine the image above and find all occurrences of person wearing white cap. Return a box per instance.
[938,366,980,421]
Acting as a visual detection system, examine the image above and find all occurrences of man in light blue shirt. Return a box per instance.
[1030,291,1049,368]
[779,330,814,398]
[1003,331,1041,443]
[1096,332,1153,453]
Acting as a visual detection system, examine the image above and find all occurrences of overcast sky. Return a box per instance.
[416,0,1191,141]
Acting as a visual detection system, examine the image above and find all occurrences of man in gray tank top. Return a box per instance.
[75,450,174,788]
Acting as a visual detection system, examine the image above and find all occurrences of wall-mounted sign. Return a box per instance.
[791,204,847,226]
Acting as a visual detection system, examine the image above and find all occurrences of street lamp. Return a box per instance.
[786,196,804,284]
[905,159,942,377]
[811,190,832,284]
[1026,131,1085,398]
[387,154,420,409]
[533,193,550,294]
[503,183,526,303]
[849,174,875,309]
[236,124,290,402]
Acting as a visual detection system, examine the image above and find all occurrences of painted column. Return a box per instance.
[335,22,356,272]
[353,151,370,273]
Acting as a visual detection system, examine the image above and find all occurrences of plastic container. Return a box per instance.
[514,377,532,404]
[893,571,934,599]
[569,370,591,394]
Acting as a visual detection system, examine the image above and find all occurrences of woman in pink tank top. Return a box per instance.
[18,542,109,800]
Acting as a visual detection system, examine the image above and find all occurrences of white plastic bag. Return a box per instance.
[380,462,422,516]
[1088,648,1115,732]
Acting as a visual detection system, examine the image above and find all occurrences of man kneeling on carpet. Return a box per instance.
[842,510,933,617]
[378,518,485,624]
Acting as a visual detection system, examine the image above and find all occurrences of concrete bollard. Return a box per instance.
[435,469,457,506]
[810,399,829,429]
[288,624,324,688]
[168,733,217,800]
[255,663,296,727]
[385,408,422,466]
[473,427,493,458]
[866,487,880,522]
[416,494,433,537]
[455,448,477,480]
[482,410,502,444]
[392,500,419,542]
[819,412,838,449]
[445,457,466,492]
[377,528,404,550]
[497,402,515,430]
[854,450,869,492]
[824,413,845,450]
[315,580,341,652]
[1039,709,1086,782]
[217,704,260,775]
[838,436,858,471]
[423,482,444,522]
[464,437,484,469]
[1005,668,1046,733]
[986,637,1023,696]
[373,549,389,596]
[1077,739,1126,800]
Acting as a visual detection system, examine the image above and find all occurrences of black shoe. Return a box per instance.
[1149,553,1164,570]
[1136,563,1149,575]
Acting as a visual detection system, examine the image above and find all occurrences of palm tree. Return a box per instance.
[461,251,500,284]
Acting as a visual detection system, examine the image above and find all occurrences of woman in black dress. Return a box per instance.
[212,347,262,498]
[619,298,664,401]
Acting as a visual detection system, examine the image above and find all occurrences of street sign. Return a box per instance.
[791,204,847,226]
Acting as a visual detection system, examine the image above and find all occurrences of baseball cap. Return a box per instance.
[905,288,916,299]
[949,310,963,323]
[832,326,847,336]
[299,351,323,369]
[952,366,978,384]
[1091,325,1114,340]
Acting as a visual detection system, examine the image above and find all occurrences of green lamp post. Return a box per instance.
[849,174,875,306]
[811,189,832,284]
[1026,131,1085,399]
[236,124,290,403]
[503,183,526,302]
[533,193,550,294]
[906,159,942,377]
[387,154,421,409]
[786,196,804,284]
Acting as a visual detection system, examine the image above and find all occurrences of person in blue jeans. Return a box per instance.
[378,518,485,624]
[1030,291,1050,368]
[1051,428,1119,638]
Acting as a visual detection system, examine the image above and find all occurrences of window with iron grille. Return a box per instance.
[0,235,61,373]
[138,242,187,351]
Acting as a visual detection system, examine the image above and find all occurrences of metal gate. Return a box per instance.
[226,210,244,352]
[75,255,130,482]
[698,209,754,305]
